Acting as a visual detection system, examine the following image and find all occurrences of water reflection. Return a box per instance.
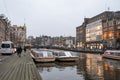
[103,59,120,80]
[37,61,83,80]
[56,62,77,67]
[85,54,103,80]
[36,63,56,73]
[55,62,77,72]
[82,53,120,80]
[36,52,120,80]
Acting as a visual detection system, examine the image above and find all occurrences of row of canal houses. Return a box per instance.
[27,35,76,49]
[0,14,26,47]
[76,11,120,51]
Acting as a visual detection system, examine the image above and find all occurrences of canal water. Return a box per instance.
[36,52,120,80]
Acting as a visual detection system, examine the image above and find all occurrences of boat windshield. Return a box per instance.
[48,52,53,57]
[64,52,73,57]
[59,52,66,56]
[104,51,120,56]
[38,52,43,57]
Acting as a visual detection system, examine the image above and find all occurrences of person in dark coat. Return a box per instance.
[16,46,22,57]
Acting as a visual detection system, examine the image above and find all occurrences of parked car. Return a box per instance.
[0,41,15,55]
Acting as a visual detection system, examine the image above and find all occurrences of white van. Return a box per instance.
[0,41,15,54]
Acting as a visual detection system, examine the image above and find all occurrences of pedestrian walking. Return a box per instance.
[16,46,22,57]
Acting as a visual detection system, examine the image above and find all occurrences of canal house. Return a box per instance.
[76,11,120,51]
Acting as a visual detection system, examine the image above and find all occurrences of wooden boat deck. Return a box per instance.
[0,50,41,80]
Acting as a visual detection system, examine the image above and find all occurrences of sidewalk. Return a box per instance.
[0,53,10,62]
[0,50,41,80]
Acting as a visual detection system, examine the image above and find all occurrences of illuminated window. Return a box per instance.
[108,32,113,39]
[103,33,107,40]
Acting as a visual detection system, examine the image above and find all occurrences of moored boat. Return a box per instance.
[55,51,79,62]
[31,49,55,62]
[102,50,120,60]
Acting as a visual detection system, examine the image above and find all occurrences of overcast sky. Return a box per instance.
[0,0,120,37]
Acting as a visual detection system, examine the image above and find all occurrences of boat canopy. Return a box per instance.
[36,51,53,57]
[105,50,120,54]
[59,51,73,57]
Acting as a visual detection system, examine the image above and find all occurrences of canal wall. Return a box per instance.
[32,45,104,54]
[35,46,104,54]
